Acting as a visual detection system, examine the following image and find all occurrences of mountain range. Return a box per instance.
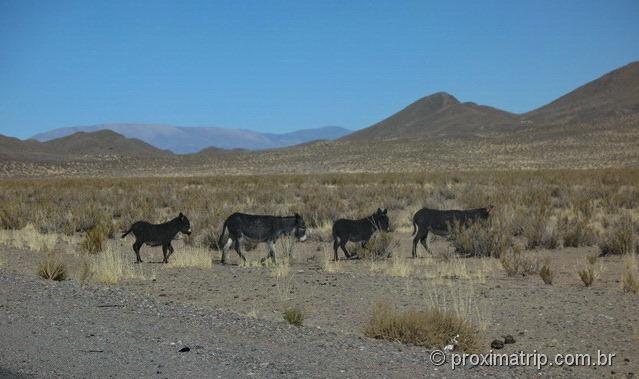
[2,61,638,161]
[31,125,351,153]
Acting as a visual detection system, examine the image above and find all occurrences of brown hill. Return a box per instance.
[342,92,518,140]
[0,130,172,161]
[524,61,639,125]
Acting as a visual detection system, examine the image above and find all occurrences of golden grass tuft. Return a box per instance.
[539,264,554,285]
[578,267,597,287]
[500,246,542,276]
[37,255,67,281]
[283,307,304,326]
[86,244,146,284]
[363,302,482,353]
[166,246,212,269]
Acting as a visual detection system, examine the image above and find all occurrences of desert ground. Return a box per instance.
[0,170,638,377]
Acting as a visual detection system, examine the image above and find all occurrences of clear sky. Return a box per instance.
[1,0,638,139]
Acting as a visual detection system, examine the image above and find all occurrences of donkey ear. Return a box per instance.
[382,208,387,214]
[377,208,382,214]
[179,212,184,217]
[294,213,301,219]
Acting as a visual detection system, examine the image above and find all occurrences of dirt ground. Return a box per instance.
[1,232,638,378]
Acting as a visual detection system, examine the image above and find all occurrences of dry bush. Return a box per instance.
[622,254,639,294]
[449,219,511,258]
[37,255,66,281]
[539,264,554,285]
[363,302,481,353]
[87,245,146,284]
[282,307,304,326]
[523,207,560,249]
[559,215,597,247]
[369,257,413,277]
[578,267,597,287]
[80,224,107,254]
[599,216,637,256]
[354,232,397,260]
[500,246,542,276]
[166,247,212,269]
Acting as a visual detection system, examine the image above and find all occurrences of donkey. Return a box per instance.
[332,208,390,261]
[217,213,307,265]
[411,206,494,257]
[121,213,192,263]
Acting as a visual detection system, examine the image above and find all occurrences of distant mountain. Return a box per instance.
[1,130,171,161]
[342,92,518,140]
[524,61,639,125]
[343,61,639,141]
[32,124,351,153]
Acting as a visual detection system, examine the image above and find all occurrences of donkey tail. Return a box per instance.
[411,219,417,237]
[121,227,132,238]
[217,220,228,249]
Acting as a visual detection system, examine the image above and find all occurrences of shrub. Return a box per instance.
[37,256,66,281]
[500,246,542,276]
[166,247,212,269]
[559,215,597,247]
[283,307,304,326]
[353,232,396,260]
[523,207,560,249]
[578,267,597,287]
[539,264,553,285]
[450,219,511,258]
[622,271,639,294]
[88,245,146,284]
[363,302,481,353]
[599,216,637,256]
[81,224,108,254]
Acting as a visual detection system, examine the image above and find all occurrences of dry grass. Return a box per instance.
[578,267,598,287]
[539,264,554,285]
[80,225,107,254]
[369,257,413,277]
[500,246,542,276]
[622,254,639,294]
[599,216,637,256]
[37,254,67,281]
[84,244,147,284]
[363,302,482,353]
[352,232,397,260]
[0,224,58,253]
[282,307,304,326]
[166,246,212,269]
[449,218,511,258]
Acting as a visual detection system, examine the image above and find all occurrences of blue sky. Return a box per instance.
[1,0,638,139]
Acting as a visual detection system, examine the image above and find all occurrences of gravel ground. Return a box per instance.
[0,268,541,378]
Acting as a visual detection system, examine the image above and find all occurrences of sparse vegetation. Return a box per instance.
[450,219,511,258]
[166,247,212,269]
[539,264,554,285]
[578,267,597,287]
[352,232,396,260]
[86,244,147,284]
[599,216,637,256]
[283,307,304,326]
[363,302,481,353]
[81,224,107,254]
[37,255,67,281]
[500,246,542,276]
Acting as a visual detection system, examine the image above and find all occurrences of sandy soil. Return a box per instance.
[1,234,638,378]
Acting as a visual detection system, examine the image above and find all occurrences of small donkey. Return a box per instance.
[332,208,390,261]
[121,213,191,263]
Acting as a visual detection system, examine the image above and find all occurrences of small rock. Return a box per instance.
[491,339,505,349]
[179,346,190,352]
[504,335,516,344]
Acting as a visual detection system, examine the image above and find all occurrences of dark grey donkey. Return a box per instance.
[411,206,494,257]
[332,208,390,261]
[121,213,192,263]
[217,213,307,265]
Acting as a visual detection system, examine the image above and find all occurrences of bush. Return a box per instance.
[578,267,597,287]
[523,207,560,249]
[500,246,542,276]
[37,256,66,281]
[283,307,304,326]
[559,215,597,247]
[352,232,396,260]
[363,302,481,353]
[81,224,108,254]
[599,216,637,256]
[539,264,553,285]
[450,219,511,258]
[622,271,639,294]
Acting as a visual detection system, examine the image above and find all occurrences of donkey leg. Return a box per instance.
[221,238,232,264]
[267,240,277,264]
[333,237,340,261]
[162,244,169,264]
[234,238,247,263]
[133,240,143,263]
[167,243,175,260]
[420,230,432,255]
[412,231,422,258]
[339,241,352,259]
